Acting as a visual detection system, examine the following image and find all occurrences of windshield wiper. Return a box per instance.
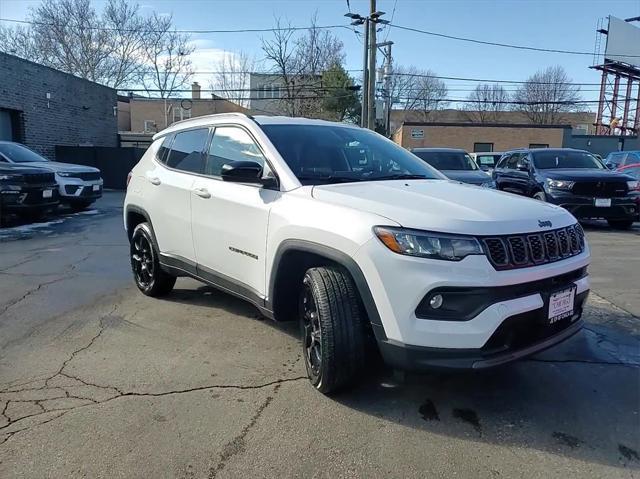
[296,175,363,184]
[368,174,430,181]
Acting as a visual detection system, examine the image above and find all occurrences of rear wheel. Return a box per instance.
[299,266,366,394]
[607,219,634,230]
[130,223,176,296]
[533,191,547,202]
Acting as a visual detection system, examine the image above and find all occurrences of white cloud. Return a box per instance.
[186,39,239,92]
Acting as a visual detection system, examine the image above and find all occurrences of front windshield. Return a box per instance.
[412,151,478,171]
[533,151,604,170]
[0,143,48,163]
[260,124,445,185]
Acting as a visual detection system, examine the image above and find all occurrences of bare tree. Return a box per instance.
[390,66,449,122]
[101,0,148,89]
[463,84,510,123]
[261,14,345,117]
[0,24,40,60]
[512,66,582,124]
[209,51,257,108]
[138,12,194,98]
[0,0,149,89]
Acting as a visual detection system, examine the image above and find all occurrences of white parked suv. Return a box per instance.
[124,113,590,393]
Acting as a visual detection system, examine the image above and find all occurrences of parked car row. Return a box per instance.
[0,141,103,226]
[411,147,639,230]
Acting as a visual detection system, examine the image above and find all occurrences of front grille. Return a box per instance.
[482,224,585,270]
[571,181,627,197]
[23,172,55,184]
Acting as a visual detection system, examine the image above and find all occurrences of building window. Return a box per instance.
[529,143,549,149]
[144,120,156,133]
[172,107,191,123]
[473,142,493,152]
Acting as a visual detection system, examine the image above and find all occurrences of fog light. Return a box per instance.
[429,294,443,309]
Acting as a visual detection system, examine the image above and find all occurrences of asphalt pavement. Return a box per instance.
[0,191,638,478]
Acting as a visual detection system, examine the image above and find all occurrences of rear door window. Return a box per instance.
[165,128,208,174]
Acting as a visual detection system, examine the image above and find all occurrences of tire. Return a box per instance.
[299,266,366,394]
[130,222,176,297]
[533,191,547,202]
[607,219,634,230]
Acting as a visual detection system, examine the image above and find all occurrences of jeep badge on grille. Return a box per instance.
[538,220,552,228]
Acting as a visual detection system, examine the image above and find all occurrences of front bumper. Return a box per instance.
[545,190,638,220]
[376,298,586,370]
[354,236,591,370]
[57,178,103,202]
[1,185,60,212]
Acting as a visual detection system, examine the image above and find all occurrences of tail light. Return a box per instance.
[627,180,639,192]
[126,171,132,188]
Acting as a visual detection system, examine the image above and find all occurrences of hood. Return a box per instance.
[11,161,100,174]
[538,169,631,182]
[0,164,53,175]
[312,179,574,235]
[441,170,491,184]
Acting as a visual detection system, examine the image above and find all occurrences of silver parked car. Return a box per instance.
[0,141,103,211]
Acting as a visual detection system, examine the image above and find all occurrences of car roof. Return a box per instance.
[505,148,590,154]
[152,113,360,140]
[411,147,467,153]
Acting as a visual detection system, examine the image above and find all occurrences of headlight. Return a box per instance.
[546,178,575,190]
[374,226,483,261]
[57,172,75,177]
[627,180,639,192]
[480,180,496,188]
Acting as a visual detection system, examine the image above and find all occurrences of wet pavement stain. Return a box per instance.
[552,432,583,449]
[418,399,439,421]
[619,444,640,462]
[452,408,481,433]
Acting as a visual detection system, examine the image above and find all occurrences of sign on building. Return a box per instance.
[411,128,424,139]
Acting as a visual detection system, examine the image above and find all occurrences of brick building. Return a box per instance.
[0,52,118,159]
[119,82,249,134]
[393,122,573,152]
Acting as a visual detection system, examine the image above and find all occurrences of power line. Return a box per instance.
[389,72,603,86]
[3,15,639,58]
[0,17,349,34]
[389,23,640,58]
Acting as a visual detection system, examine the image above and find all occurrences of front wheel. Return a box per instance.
[299,266,367,394]
[607,219,634,230]
[130,223,176,296]
[533,191,547,202]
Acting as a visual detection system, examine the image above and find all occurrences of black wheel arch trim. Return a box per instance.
[125,205,159,246]
[268,239,387,340]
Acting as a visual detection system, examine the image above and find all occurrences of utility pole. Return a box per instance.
[367,0,377,130]
[361,17,369,128]
[344,8,389,130]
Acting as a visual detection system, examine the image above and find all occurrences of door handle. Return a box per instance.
[193,187,211,199]
[147,176,161,186]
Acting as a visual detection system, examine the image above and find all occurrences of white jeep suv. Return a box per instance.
[124,113,590,393]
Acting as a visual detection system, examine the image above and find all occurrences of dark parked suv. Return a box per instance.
[493,148,639,229]
[0,164,59,224]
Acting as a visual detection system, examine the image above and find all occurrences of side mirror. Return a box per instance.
[605,163,615,170]
[480,165,490,172]
[221,160,264,184]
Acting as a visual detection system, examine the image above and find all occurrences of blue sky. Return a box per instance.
[1,0,639,101]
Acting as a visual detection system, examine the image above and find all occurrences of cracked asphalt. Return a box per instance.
[0,191,639,478]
